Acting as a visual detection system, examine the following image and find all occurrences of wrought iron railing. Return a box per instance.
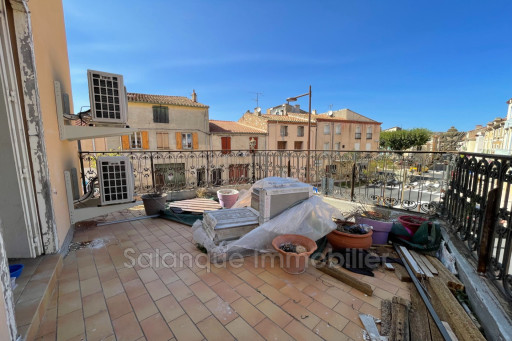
[444,152,512,301]
[79,149,452,214]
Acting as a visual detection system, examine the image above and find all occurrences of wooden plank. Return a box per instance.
[381,299,392,336]
[419,254,439,275]
[359,314,382,341]
[384,263,395,271]
[394,265,412,282]
[426,256,464,291]
[398,246,424,278]
[390,296,410,341]
[410,250,434,278]
[314,261,374,296]
[427,277,485,341]
[442,322,460,341]
[410,283,433,341]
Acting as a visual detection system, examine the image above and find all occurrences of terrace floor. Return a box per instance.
[34,216,410,341]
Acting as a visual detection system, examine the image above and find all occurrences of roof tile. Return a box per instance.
[209,120,266,134]
[127,92,208,108]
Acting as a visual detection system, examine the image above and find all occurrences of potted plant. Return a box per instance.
[398,215,427,240]
[327,218,373,250]
[272,234,317,274]
[141,187,167,216]
[351,206,393,245]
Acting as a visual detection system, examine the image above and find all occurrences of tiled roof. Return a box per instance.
[209,120,266,134]
[127,92,208,108]
[260,113,312,123]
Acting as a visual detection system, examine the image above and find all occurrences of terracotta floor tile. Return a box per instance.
[198,270,222,287]
[180,295,211,323]
[308,301,350,332]
[285,319,324,341]
[326,286,364,310]
[78,265,98,281]
[166,279,193,302]
[155,268,179,285]
[57,290,82,317]
[58,278,80,296]
[98,265,118,283]
[313,320,350,341]
[137,268,159,284]
[140,313,174,341]
[102,277,124,298]
[210,282,240,303]
[225,317,264,341]
[258,271,287,290]
[175,268,201,286]
[303,284,339,309]
[106,292,133,320]
[234,283,265,306]
[112,312,144,341]
[155,295,185,323]
[167,314,204,341]
[145,279,171,301]
[257,283,289,306]
[333,301,364,327]
[35,306,57,338]
[118,267,139,283]
[124,278,148,300]
[82,291,107,318]
[56,309,85,341]
[359,302,381,319]
[342,320,366,340]
[85,310,114,341]
[347,287,382,309]
[80,276,102,297]
[15,297,39,326]
[130,293,159,321]
[230,297,265,327]
[256,300,293,328]
[196,315,235,341]
[235,270,265,288]
[280,284,314,307]
[189,281,217,303]
[204,297,238,325]
[254,318,294,341]
[281,300,321,330]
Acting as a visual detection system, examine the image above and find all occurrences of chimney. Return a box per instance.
[312,109,317,115]
[294,104,300,110]
[191,89,197,102]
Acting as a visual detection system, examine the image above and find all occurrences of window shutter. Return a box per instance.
[142,131,149,149]
[192,132,199,149]
[121,135,130,150]
[175,132,182,149]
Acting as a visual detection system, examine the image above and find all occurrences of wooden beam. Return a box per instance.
[410,283,434,341]
[314,261,374,296]
[394,265,412,282]
[410,250,434,278]
[398,246,425,278]
[381,299,392,336]
[390,296,411,341]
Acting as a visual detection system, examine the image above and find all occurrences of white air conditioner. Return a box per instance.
[97,156,134,205]
[87,70,128,124]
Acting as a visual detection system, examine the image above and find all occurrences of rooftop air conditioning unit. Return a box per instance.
[87,70,128,124]
[97,156,134,205]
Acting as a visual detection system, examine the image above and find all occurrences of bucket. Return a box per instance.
[217,189,239,209]
[141,193,167,216]
[398,215,427,240]
[9,264,24,278]
[355,217,393,245]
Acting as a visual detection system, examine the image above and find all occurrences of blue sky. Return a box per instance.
[63,0,512,132]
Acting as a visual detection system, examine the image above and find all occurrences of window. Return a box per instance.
[366,126,373,139]
[153,106,169,123]
[355,126,361,139]
[335,142,341,150]
[366,142,371,151]
[335,124,341,135]
[155,163,185,189]
[156,132,169,149]
[277,141,287,150]
[221,136,231,154]
[249,137,258,150]
[130,132,142,149]
[294,141,303,150]
[229,164,249,184]
[297,126,304,137]
[324,124,330,135]
[280,126,288,137]
[323,142,330,150]
[182,133,192,149]
[355,142,360,150]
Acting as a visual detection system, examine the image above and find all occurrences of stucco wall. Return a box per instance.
[29,0,79,249]
[267,122,315,150]
[316,121,380,151]
[211,134,266,150]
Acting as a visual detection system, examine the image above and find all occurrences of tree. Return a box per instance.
[380,128,432,151]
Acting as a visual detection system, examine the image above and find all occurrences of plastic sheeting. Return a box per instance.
[193,195,344,263]
[231,177,303,209]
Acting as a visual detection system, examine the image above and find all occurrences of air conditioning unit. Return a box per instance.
[87,70,128,124]
[97,156,134,205]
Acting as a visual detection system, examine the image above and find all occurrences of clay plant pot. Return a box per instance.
[327,228,374,250]
[272,234,318,274]
[355,217,393,245]
[141,193,167,216]
[217,189,239,209]
[398,215,427,240]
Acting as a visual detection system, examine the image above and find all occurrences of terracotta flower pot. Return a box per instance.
[272,234,317,274]
[327,229,373,250]
[355,217,393,245]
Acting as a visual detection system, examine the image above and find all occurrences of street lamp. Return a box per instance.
[286,85,312,183]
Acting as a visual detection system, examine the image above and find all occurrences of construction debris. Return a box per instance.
[390,296,411,341]
[314,260,374,296]
[359,313,382,341]
[202,207,259,245]
[381,300,392,336]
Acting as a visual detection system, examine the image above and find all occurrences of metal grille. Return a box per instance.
[97,156,133,205]
[87,70,126,123]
